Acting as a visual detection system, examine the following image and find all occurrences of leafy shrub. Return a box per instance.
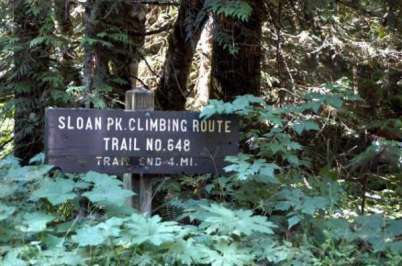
[1,92,401,265]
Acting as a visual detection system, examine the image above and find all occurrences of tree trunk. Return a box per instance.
[211,0,263,100]
[54,0,81,86]
[83,0,146,107]
[107,1,146,104]
[192,14,214,110]
[13,0,50,163]
[83,0,99,107]
[156,0,207,110]
[385,0,402,114]
[385,0,401,30]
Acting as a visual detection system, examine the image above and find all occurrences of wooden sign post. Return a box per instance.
[45,99,239,214]
[124,87,154,213]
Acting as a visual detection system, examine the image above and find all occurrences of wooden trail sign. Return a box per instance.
[45,108,239,175]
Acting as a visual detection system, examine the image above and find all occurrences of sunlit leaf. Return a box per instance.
[19,212,55,232]
[30,178,76,205]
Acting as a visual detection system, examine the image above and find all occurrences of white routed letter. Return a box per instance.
[58,116,65,129]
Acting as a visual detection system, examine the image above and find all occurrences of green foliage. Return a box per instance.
[185,203,277,236]
[206,0,252,22]
[1,92,402,265]
[193,94,401,264]
[224,154,280,183]
[0,204,15,221]
[31,178,76,205]
[81,172,135,206]
[124,214,182,245]
[348,139,402,170]
[1,0,402,264]
[19,212,55,233]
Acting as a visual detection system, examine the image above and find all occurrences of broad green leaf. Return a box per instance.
[31,178,76,205]
[200,204,276,236]
[0,183,18,198]
[325,95,343,109]
[82,171,134,206]
[255,239,290,263]
[355,215,384,233]
[301,101,322,113]
[224,154,280,182]
[129,252,156,266]
[258,164,280,183]
[5,165,53,182]
[0,156,20,168]
[38,248,84,266]
[29,36,47,48]
[72,217,124,247]
[2,249,27,266]
[231,95,264,114]
[29,153,45,165]
[293,120,320,135]
[201,95,263,119]
[82,171,122,187]
[19,212,55,232]
[125,214,182,246]
[82,183,134,206]
[301,196,329,215]
[72,226,107,247]
[0,204,16,221]
[388,241,402,253]
[207,0,253,22]
[205,242,254,266]
[43,234,64,249]
[285,154,300,165]
[274,201,292,211]
[71,218,124,246]
[200,100,228,119]
[165,239,210,265]
[323,218,353,240]
[288,215,301,229]
[385,219,402,238]
[96,217,125,237]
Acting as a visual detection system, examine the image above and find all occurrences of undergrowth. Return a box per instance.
[1,82,401,265]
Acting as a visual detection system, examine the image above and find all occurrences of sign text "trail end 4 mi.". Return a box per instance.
[45,108,239,175]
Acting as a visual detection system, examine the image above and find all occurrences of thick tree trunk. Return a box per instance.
[83,0,146,107]
[54,0,81,86]
[156,0,207,110]
[211,0,263,100]
[385,0,402,114]
[83,0,101,107]
[192,14,214,110]
[384,0,402,30]
[13,0,50,163]
[107,1,146,103]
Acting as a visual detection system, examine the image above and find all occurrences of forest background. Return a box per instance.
[0,0,402,265]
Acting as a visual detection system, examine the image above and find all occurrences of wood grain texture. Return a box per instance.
[45,108,239,175]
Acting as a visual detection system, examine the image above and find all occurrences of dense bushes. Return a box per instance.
[1,92,401,265]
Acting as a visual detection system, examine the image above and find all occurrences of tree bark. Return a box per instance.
[82,0,146,107]
[192,14,214,110]
[13,0,50,163]
[82,0,103,107]
[156,0,207,110]
[385,0,402,114]
[384,0,402,30]
[211,0,263,100]
[54,0,81,86]
[107,1,146,103]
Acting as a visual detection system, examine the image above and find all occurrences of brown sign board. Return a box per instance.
[45,108,239,175]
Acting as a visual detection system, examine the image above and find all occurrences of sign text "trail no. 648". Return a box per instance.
[45,108,239,175]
